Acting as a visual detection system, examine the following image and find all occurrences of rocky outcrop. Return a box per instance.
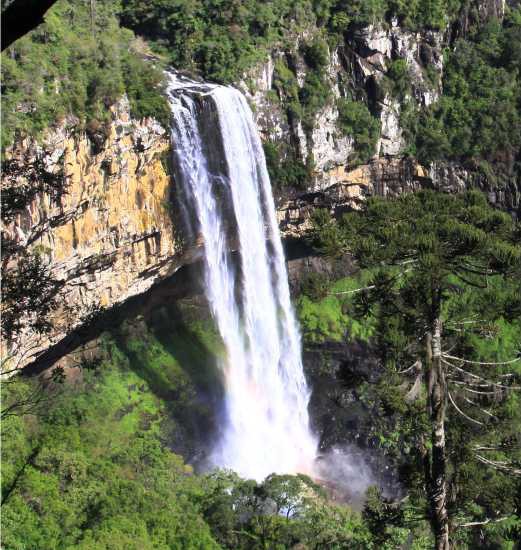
[1,97,188,368]
[278,157,520,238]
[277,158,430,237]
[241,21,444,192]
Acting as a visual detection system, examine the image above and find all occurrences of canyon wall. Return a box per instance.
[2,98,185,367]
[2,3,519,370]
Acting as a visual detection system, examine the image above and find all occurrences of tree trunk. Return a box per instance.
[426,318,450,550]
[90,0,96,32]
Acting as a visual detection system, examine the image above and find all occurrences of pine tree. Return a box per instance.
[311,190,521,549]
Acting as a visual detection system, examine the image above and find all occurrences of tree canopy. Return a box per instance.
[310,190,521,548]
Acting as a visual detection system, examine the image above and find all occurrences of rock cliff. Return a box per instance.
[242,11,518,230]
[240,22,444,191]
[278,157,520,237]
[1,97,185,368]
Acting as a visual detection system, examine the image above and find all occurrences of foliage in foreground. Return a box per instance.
[2,190,520,548]
[307,190,521,548]
[1,315,378,550]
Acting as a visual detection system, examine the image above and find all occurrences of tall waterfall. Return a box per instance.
[166,73,317,481]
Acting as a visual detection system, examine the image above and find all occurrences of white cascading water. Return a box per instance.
[166,72,317,481]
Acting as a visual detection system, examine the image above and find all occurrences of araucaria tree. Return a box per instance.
[311,190,521,549]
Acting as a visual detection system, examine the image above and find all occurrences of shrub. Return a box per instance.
[1,0,169,151]
[273,58,303,121]
[299,70,331,130]
[263,141,308,189]
[337,99,380,162]
[122,54,169,126]
[302,37,329,70]
[384,59,410,99]
[300,271,331,301]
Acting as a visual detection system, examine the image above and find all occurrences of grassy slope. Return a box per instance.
[297,270,378,344]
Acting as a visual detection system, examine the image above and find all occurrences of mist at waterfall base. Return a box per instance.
[166,72,377,498]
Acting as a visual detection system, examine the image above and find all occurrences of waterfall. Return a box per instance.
[166,73,317,481]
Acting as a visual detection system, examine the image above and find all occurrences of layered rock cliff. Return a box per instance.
[278,157,520,237]
[1,97,184,367]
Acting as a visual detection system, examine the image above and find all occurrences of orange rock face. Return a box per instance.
[1,97,183,369]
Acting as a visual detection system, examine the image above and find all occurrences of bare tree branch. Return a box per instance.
[462,396,498,420]
[473,445,521,451]
[398,359,422,375]
[329,284,375,296]
[443,359,521,390]
[448,391,485,426]
[443,353,521,367]
[1,340,46,376]
[452,384,499,396]
[448,378,497,388]
[458,516,511,528]
[474,454,521,476]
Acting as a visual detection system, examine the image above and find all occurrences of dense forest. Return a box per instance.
[3,192,520,549]
[3,0,521,164]
[2,0,521,549]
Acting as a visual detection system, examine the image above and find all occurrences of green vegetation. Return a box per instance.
[115,0,466,143]
[1,251,59,343]
[1,332,219,549]
[263,141,308,188]
[1,0,169,150]
[308,190,521,548]
[4,0,517,177]
[407,12,521,164]
[270,37,332,133]
[383,59,410,100]
[120,0,319,83]
[2,305,387,549]
[299,69,332,130]
[297,268,378,343]
[301,37,330,70]
[273,57,303,121]
[298,36,332,130]
[118,0,464,88]
[384,0,462,30]
[299,71,331,131]
[337,99,381,163]
[3,2,521,548]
